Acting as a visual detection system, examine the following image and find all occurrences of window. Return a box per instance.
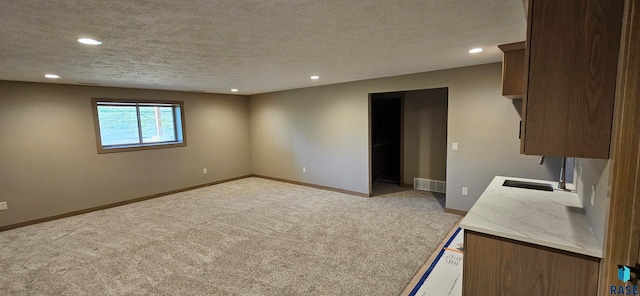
[92,99,186,153]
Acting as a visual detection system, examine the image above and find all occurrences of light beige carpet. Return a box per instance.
[0,177,460,295]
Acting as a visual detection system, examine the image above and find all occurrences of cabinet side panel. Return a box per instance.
[502,49,525,98]
[521,0,535,155]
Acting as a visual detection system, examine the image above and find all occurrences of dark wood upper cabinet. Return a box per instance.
[521,0,624,158]
[498,41,525,99]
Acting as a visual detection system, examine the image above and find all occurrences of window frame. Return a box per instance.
[91,98,187,154]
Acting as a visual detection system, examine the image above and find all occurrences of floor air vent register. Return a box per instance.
[414,178,446,193]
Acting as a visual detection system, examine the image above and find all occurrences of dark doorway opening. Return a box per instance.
[371,95,403,187]
[369,88,449,198]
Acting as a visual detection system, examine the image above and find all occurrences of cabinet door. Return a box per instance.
[521,0,624,158]
[463,231,600,296]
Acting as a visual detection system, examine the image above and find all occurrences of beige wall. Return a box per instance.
[250,63,563,211]
[0,62,571,227]
[575,158,610,248]
[403,88,448,184]
[0,81,251,228]
[248,82,367,192]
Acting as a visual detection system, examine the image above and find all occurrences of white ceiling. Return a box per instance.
[0,0,526,95]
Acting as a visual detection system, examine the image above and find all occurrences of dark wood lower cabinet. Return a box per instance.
[463,231,600,296]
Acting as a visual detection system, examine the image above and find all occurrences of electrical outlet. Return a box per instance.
[203,168,207,174]
[0,202,7,211]
[462,187,469,196]
[591,184,596,206]
[302,167,306,173]
[452,142,459,151]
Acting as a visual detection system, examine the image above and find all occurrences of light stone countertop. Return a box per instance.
[460,176,602,258]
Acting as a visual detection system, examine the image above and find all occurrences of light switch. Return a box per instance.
[452,142,459,151]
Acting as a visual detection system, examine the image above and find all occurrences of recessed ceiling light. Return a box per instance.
[231,89,239,92]
[310,75,320,80]
[78,38,103,45]
[45,74,60,79]
[468,48,483,54]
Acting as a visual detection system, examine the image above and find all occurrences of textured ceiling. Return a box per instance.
[0,0,526,95]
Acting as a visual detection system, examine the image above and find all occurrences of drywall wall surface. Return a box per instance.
[575,158,611,248]
[249,82,369,193]
[403,88,448,184]
[249,63,562,209]
[0,81,251,227]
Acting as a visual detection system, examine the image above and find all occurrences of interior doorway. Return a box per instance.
[369,92,406,196]
[371,94,403,188]
[369,88,449,197]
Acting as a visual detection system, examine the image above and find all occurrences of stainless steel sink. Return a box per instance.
[503,180,554,191]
